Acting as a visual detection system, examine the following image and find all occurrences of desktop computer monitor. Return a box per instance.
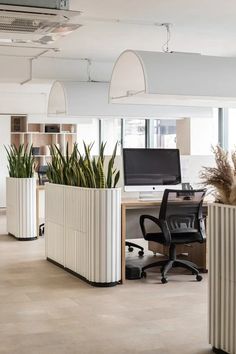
[123,148,182,192]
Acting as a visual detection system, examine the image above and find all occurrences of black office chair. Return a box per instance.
[140,189,206,284]
[126,241,144,256]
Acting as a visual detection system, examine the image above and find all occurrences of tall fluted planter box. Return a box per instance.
[6,177,37,240]
[208,203,236,354]
[45,183,121,287]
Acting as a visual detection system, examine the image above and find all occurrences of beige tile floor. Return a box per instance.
[0,215,212,354]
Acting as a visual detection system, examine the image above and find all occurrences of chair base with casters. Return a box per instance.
[141,243,203,284]
[125,241,144,256]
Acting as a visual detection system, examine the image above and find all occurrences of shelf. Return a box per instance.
[11,132,25,135]
[33,155,51,157]
[10,119,76,159]
[27,132,59,135]
[11,132,77,135]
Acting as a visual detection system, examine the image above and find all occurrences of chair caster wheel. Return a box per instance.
[128,247,134,252]
[141,271,146,278]
[138,250,144,257]
[196,274,203,282]
[161,277,168,284]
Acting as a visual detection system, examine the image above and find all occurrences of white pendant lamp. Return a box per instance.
[109,50,236,107]
[48,80,213,118]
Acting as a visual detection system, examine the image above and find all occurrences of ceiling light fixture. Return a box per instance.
[48,81,213,118]
[109,23,236,108]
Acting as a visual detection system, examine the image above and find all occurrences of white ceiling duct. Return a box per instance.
[48,81,213,118]
[109,50,236,108]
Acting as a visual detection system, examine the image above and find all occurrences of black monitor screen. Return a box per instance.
[123,148,181,186]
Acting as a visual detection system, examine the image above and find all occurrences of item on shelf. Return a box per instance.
[70,126,75,133]
[12,118,21,132]
[32,147,40,156]
[40,145,51,156]
[45,125,60,133]
[11,116,26,133]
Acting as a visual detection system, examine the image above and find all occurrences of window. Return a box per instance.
[228,109,236,151]
[123,119,146,148]
[101,119,122,155]
[76,119,99,155]
[150,119,176,148]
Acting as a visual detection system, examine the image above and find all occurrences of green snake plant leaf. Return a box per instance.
[113,170,120,188]
[5,144,35,178]
[47,141,120,189]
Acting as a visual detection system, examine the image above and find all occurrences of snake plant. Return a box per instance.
[47,142,120,189]
[5,144,35,178]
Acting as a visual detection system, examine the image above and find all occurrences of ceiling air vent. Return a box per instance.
[0,2,81,44]
[0,15,65,33]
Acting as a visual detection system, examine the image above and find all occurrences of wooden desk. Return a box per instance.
[38,188,208,283]
[121,198,208,283]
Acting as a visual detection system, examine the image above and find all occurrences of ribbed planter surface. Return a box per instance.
[6,177,36,239]
[208,203,236,354]
[45,184,121,286]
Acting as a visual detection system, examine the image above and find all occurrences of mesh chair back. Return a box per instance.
[159,189,206,235]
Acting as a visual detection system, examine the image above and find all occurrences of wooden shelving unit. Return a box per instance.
[10,116,77,168]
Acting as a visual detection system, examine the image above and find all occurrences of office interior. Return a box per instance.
[0,1,235,354]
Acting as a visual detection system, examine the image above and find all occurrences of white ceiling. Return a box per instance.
[0,0,236,64]
[45,0,236,61]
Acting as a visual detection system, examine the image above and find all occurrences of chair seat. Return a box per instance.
[145,229,202,244]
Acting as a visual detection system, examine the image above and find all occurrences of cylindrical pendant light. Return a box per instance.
[109,50,236,107]
[48,80,213,118]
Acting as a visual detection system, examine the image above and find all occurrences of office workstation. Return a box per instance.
[36,148,209,284]
[0,1,236,354]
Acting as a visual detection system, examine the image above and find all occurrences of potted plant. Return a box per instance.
[201,145,236,354]
[45,142,121,287]
[5,144,37,240]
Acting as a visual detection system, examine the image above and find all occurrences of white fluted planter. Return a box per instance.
[45,183,121,287]
[6,177,37,240]
[208,203,236,354]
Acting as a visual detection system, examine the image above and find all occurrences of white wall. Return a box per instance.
[76,119,100,155]
[177,112,218,155]
[190,117,218,155]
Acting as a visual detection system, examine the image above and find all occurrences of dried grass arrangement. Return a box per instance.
[200,145,236,205]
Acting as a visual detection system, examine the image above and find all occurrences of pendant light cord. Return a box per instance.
[161,23,172,53]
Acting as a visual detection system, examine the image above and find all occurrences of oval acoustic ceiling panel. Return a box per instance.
[109,50,236,107]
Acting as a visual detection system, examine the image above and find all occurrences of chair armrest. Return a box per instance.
[198,217,206,241]
[139,215,171,245]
